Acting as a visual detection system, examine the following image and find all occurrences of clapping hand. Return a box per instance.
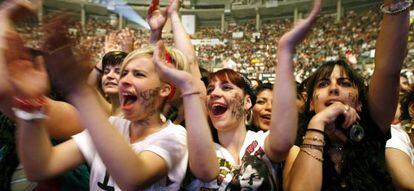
[278,0,322,52]
[153,41,195,93]
[42,14,92,94]
[0,1,48,99]
[147,0,167,32]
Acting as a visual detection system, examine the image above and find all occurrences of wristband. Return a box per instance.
[12,107,47,121]
[12,96,48,121]
[380,0,413,14]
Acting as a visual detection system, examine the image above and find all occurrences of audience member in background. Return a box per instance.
[393,72,412,125]
[91,51,128,116]
[252,83,273,131]
[400,72,411,96]
[250,78,261,90]
[386,89,414,190]
[288,0,410,190]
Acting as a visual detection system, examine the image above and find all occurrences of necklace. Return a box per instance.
[329,144,344,173]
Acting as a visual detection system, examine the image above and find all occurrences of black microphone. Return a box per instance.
[335,114,364,142]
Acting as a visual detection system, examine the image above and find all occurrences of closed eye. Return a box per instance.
[133,70,146,77]
[221,83,234,91]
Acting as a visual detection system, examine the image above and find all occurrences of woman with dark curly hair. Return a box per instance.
[287,0,410,190]
[386,89,414,190]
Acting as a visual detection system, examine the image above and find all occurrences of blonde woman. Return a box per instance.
[13,40,191,190]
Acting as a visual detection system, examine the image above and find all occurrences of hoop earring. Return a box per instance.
[245,109,253,125]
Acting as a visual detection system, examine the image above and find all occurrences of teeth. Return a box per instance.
[122,92,135,96]
[211,103,226,107]
[261,114,271,119]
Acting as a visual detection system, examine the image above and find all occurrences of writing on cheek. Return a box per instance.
[229,93,245,120]
[139,87,161,117]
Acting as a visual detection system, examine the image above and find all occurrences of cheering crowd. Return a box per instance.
[0,0,413,190]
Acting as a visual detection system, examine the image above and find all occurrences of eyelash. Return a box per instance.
[206,84,234,95]
[317,80,329,88]
[222,85,233,91]
[133,71,145,77]
[104,68,120,75]
[120,70,146,78]
[317,80,353,88]
[256,100,266,104]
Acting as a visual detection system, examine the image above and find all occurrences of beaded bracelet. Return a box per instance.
[306,128,325,135]
[301,148,323,162]
[301,143,324,152]
[303,135,325,145]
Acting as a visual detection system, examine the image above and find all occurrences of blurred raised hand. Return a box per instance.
[118,28,135,53]
[0,0,48,99]
[42,14,92,94]
[104,32,119,53]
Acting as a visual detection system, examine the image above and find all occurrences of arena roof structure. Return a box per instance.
[43,0,381,26]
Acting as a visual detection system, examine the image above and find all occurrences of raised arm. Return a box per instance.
[0,4,83,140]
[265,0,322,162]
[153,41,218,181]
[147,0,167,44]
[167,0,200,79]
[44,18,174,190]
[266,1,325,190]
[0,10,15,119]
[368,0,410,132]
[0,21,86,181]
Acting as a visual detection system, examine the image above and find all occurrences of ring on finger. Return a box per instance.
[344,105,350,114]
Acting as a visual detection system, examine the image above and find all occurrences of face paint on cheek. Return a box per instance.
[137,87,161,116]
[229,94,245,121]
[348,92,357,106]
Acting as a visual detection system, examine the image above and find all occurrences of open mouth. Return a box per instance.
[211,104,228,116]
[260,114,271,120]
[121,92,138,109]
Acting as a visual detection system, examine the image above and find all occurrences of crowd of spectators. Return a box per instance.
[16,7,414,82]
